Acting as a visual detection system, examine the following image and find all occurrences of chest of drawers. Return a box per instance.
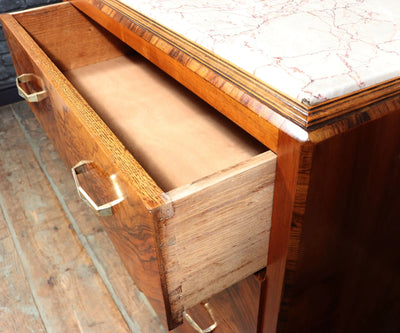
[2,1,399,332]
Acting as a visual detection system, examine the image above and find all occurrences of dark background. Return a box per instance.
[0,0,61,106]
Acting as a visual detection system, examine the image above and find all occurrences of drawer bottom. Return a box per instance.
[65,55,266,192]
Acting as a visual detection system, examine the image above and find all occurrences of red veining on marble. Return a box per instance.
[119,0,400,105]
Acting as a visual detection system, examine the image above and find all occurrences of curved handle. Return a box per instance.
[72,160,124,216]
[16,73,47,103]
[183,302,217,333]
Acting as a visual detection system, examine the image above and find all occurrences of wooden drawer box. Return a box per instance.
[1,3,276,329]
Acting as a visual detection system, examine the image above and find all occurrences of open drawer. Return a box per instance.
[1,3,276,330]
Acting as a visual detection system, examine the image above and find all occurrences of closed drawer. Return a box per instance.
[1,3,276,330]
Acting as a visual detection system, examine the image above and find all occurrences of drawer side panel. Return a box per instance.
[1,11,170,326]
[161,151,276,325]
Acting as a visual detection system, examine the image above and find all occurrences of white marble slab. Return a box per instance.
[119,0,400,106]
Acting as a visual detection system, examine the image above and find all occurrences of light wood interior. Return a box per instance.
[5,3,276,329]
[14,3,128,71]
[14,3,267,191]
[162,151,275,318]
[65,55,266,191]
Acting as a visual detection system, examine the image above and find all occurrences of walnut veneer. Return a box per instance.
[1,1,399,332]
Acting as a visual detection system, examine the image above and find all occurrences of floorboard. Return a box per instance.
[0,102,166,333]
[0,189,46,333]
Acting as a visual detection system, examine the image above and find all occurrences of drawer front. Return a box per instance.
[1,4,277,330]
[1,10,170,326]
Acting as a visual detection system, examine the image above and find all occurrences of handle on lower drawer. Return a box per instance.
[16,73,47,103]
[183,302,217,333]
[72,160,124,216]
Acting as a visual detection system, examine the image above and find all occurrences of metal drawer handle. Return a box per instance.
[183,302,217,333]
[72,160,124,216]
[16,73,47,103]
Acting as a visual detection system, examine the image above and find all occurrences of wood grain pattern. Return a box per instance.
[161,151,276,324]
[308,94,400,143]
[174,275,261,333]
[281,108,400,332]
[6,2,399,332]
[64,2,400,332]
[261,101,400,332]
[67,0,283,153]
[1,10,170,326]
[1,6,276,330]
[0,158,46,333]
[259,132,311,333]
[14,3,128,71]
[0,103,130,332]
[12,101,166,333]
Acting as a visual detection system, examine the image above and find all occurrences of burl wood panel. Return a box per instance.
[262,97,400,332]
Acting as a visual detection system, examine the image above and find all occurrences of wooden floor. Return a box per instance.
[0,101,167,333]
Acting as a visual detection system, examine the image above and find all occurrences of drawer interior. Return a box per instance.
[10,4,276,328]
[64,55,266,191]
[14,4,267,192]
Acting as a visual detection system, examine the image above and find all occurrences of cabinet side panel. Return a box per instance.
[279,105,400,332]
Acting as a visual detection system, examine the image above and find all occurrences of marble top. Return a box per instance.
[119,0,400,106]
